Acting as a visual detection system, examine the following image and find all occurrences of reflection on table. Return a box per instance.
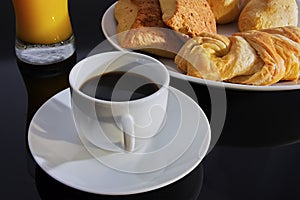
[35,163,203,200]
[17,52,77,128]
[17,52,77,195]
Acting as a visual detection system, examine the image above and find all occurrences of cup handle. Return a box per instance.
[119,115,135,152]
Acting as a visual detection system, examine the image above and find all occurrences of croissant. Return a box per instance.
[175,26,300,85]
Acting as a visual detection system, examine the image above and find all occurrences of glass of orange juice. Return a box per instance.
[13,0,75,65]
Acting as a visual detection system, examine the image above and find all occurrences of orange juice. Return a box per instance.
[13,0,73,44]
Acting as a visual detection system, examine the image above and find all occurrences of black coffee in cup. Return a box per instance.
[80,71,159,101]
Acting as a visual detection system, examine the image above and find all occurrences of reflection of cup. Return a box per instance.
[69,51,170,152]
[35,163,204,199]
[13,0,75,65]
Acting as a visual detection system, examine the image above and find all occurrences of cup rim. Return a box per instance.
[69,51,170,105]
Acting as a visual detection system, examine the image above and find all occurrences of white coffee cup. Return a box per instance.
[69,51,169,152]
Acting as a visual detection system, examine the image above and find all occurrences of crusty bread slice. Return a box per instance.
[159,0,217,37]
[114,0,184,58]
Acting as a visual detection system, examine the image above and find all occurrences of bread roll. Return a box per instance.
[207,0,250,24]
[159,0,217,37]
[238,0,298,32]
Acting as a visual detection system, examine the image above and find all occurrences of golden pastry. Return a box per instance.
[175,26,300,86]
[207,0,250,24]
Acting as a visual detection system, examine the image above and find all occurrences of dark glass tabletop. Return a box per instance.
[1,0,300,199]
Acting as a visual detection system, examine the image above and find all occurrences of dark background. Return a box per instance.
[1,0,300,199]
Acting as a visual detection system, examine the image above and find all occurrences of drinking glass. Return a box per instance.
[13,0,76,65]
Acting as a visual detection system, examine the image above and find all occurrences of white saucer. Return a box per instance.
[28,87,211,195]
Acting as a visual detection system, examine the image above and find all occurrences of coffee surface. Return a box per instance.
[80,71,159,101]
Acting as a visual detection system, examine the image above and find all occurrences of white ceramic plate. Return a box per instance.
[28,88,211,195]
[101,2,300,91]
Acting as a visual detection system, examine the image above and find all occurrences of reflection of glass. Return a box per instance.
[13,0,75,65]
[17,52,76,180]
[18,53,77,127]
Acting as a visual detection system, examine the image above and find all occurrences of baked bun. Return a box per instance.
[114,0,183,58]
[159,0,217,37]
[238,0,298,32]
[207,0,250,24]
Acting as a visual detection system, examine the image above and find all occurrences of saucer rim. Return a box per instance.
[27,87,211,195]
